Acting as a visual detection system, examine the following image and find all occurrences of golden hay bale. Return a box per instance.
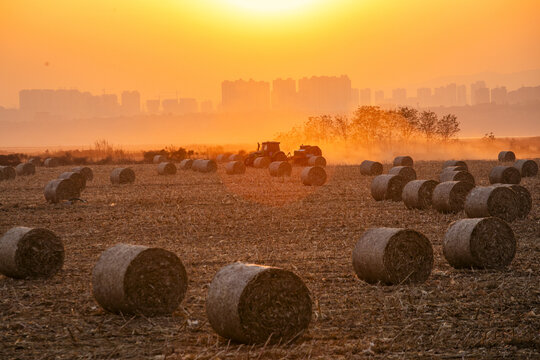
[44,178,81,203]
[92,244,188,316]
[402,180,439,210]
[192,159,217,173]
[393,156,413,167]
[268,161,292,177]
[442,160,468,170]
[494,184,532,219]
[0,226,64,279]
[157,162,177,175]
[443,218,516,269]
[216,153,232,163]
[301,166,327,186]
[43,158,59,168]
[464,186,518,222]
[228,154,243,162]
[179,159,193,170]
[206,262,312,344]
[225,161,246,175]
[439,170,475,185]
[370,174,406,201]
[110,167,135,184]
[432,181,474,213]
[359,160,383,176]
[388,166,417,183]
[72,166,94,181]
[441,165,468,173]
[307,155,327,167]
[28,157,42,167]
[513,159,538,177]
[15,162,35,176]
[58,171,86,191]
[489,166,521,184]
[253,156,271,169]
[0,166,16,180]
[498,151,516,162]
[153,155,167,164]
[352,228,433,285]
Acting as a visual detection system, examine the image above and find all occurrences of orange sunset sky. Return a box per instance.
[1,0,540,108]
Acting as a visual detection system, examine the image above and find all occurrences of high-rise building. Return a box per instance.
[272,78,297,110]
[445,83,457,106]
[392,88,407,105]
[146,99,160,113]
[475,87,490,105]
[491,87,507,104]
[121,91,140,116]
[359,88,371,106]
[222,79,271,112]
[456,85,467,106]
[297,75,353,114]
[162,99,179,113]
[417,88,432,107]
[374,90,384,105]
[471,81,487,105]
[178,98,198,114]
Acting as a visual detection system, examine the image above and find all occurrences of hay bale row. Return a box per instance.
[388,166,417,183]
[15,162,35,176]
[402,180,438,210]
[489,166,521,184]
[0,166,16,180]
[443,160,468,170]
[72,166,94,181]
[307,155,326,167]
[225,161,246,175]
[464,186,518,222]
[360,160,383,176]
[192,159,217,173]
[513,159,538,177]
[393,156,413,167]
[110,167,135,184]
[44,157,59,168]
[179,159,193,170]
[432,181,474,213]
[153,155,167,164]
[269,161,292,177]
[253,156,271,169]
[301,166,327,186]
[157,162,177,175]
[439,170,475,185]
[498,151,516,162]
[371,174,405,201]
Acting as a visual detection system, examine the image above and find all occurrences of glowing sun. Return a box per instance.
[224,0,321,14]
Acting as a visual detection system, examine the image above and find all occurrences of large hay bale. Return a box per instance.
[44,178,81,203]
[225,161,246,175]
[307,155,327,167]
[370,174,406,201]
[192,159,217,173]
[44,157,59,168]
[157,162,177,175]
[229,154,243,162]
[464,186,518,222]
[494,184,532,219]
[443,218,516,269]
[92,243,188,316]
[0,226,64,279]
[301,166,327,186]
[498,151,516,162]
[439,170,475,185]
[179,159,193,170]
[513,159,538,177]
[0,166,16,180]
[441,165,468,173]
[110,167,135,184]
[402,180,439,210]
[352,228,433,285]
[15,162,35,176]
[443,160,468,170]
[28,157,42,167]
[72,166,94,181]
[359,160,383,176]
[388,166,417,183]
[206,262,312,344]
[58,171,86,191]
[153,155,167,164]
[269,161,292,177]
[253,156,271,169]
[489,166,521,184]
[432,181,474,213]
[393,156,413,167]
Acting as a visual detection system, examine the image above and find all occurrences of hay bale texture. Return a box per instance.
[442,165,468,173]
[307,156,327,167]
[464,186,518,222]
[393,156,413,167]
[179,159,193,170]
[225,161,246,175]
[216,154,231,163]
[360,160,383,176]
[439,170,475,185]
[192,159,217,173]
[0,166,16,180]
[352,228,433,285]
[513,159,538,177]
[301,166,327,186]
[153,155,167,164]
[110,167,135,184]
[443,218,516,269]
[498,151,516,162]
[0,226,64,279]
[157,162,177,175]
[432,181,474,213]
[388,166,417,183]
[15,163,35,176]
[443,160,468,170]
[44,178,81,203]
[253,157,271,169]
[206,262,312,344]
[269,161,292,177]
[402,180,439,210]
[44,158,59,168]
[58,171,86,191]
[371,174,405,201]
[92,244,188,316]
[229,154,243,162]
[489,166,521,184]
[28,157,41,167]
[72,166,94,181]
[495,184,532,219]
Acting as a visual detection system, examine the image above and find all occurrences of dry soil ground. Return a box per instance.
[0,161,539,359]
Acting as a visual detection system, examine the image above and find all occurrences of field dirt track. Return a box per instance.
[0,161,539,359]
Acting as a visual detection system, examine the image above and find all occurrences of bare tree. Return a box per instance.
[436,114,460,141]
[418,110,438,140]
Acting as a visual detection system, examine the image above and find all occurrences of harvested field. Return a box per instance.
[0,160,539,359]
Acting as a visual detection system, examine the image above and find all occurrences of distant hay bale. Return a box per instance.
[393,156,413,167]
[269,161,292,177]
[464,186,518,222]
[206,262,312,344]
[441,165,468,173]
[253,156,271,169]
[388,166,417,183]
[157,162,177,175]
[307,155,327,167]
[432,181,474,213]
[92,243,188,316]
[153,155,167,164]
[179,159,193,170]
[352,228,433,285]
[15,162,35,176]
[301,166,327,186]
[28,157,41,167]
[216,153,232,163]
[58,171,86,191]
[439,170,475,185]
[402,180,439,210]
[225,161,246,175]
[359,160,383,176]
[229,154,243,162]
[44,178,81,203]
[0,226,64,279]
[0,166,16,180]
[192,159,217,173]
[443,160,468,170]
[495,184,532,219]
[44,158,59,168]
[443,218,516,269]
[72,166,93,181]
[513,159,538,177]
[489,166,521,184]
[110,167,135,184]
[498,151,516,162]
[370,174,406,201]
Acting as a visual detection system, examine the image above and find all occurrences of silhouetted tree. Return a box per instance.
[418,110,438,140]
[436,114,460,141]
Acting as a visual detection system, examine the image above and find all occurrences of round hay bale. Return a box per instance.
[43,158,59,168]
[498,151,516,162]
[44,178,81,203]
[179,159,193,170]
[439,170,475,185]
[110,167,135,184]
[229,154,243,162]
[92,243,188,316]
[268,161,292,177]
[494,184,532,219]
[402,180,439,210]
[359,160,383,176]
[206,262,312,344]
[489,166,521,184]
[352,228,433,285]
[28,157,41,167]
[441,165,468,173]
[307,155,327,167]
[513,159,538,177]
[393,156,413,167]
[225,161,246,175]
[432,181,474,213]
[0,226,64,279]
[58,171,86,191]
[388,166,417,183]
[253,156,271,169]
[15,162,35,176]
[192,159,217,173]
[72,166,94,181]
[443,217,516,269]
[157,162,177,175]
[370,174,406,201]
[216,153,232,163]
[0,166,16,180]
[442,160,468,170]
[464,186,518,222]
[301,166,327,186]
[153,155,167,164]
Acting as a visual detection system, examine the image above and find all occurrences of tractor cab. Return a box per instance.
[261,141,281,157]
[245,141,288,166]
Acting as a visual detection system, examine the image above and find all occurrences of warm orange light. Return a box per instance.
[222,0,323,14]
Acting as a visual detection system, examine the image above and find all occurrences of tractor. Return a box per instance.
[291,145,323,166]
[244,141,288,166]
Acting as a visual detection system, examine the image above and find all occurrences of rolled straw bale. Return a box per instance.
[498,151,516,162]
[153,155,166,164]
[359,160,383,176]
[229,154,243,162]
[72,166,94,181]
[225,161,246,175]
[464,186,518,222]
[432,181,474,213]
[441,165,467,173]
[58,171,86,191]
[268,161,292,177]
[370,174,406,201]
[92,243,188,316]
[157,162,177,175]
[489,166,521,184]
[352,228,433,285]
[0,226,64,279]
[494,184,532,219]
[307,155,327,167]
[0,166,16,180]
[216,153,232,163]
[393,156,413,167]
[402,180,439,210]
[443,160,468,170]
[192,159,217,173]
[44,157,59,168]
[110,167,135,184]
[28,157,41,167]
[513,159,538,177]
[439,170,475,185]
[15,162,35,176]
[388,166,417,183]
[443,218,516,269]
[179,159,193,170]
[301,166,327,186]
[253,156,271,169]
[206,262,312,344]
[44,178,81,203]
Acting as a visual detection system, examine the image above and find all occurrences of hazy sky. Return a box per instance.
[1,0,539,107]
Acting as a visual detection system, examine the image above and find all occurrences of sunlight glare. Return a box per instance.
[223,0,322,14]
